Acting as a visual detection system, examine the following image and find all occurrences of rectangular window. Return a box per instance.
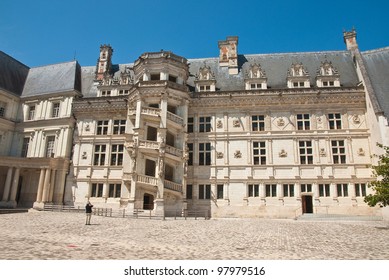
[110,144,124,166]
[248,184,260,197]
[301,184,312,193]
[113,120,126,135]
[266,184,277,197]
[187,117,194,133]
[299,141,313,164]
[217,184,224,199]
[91,183,104,197]
[28,105,35,120]
[101,90,111,96]
[328,113,342,129]
[187,143,193,166]
[21,137,30,157]
[94,144,106,166]
[297,114,310,130]
[97,120,109,135]
[253,141,266,165]
[319,184,330,197]
[52,102,60,118]
[332,140,346,164]
[337,184,348,197]
[251,115,265,131]
[250,83,262,89]
[0,102,6,117]
[199,143,211,166]
[199,116,211,132]
[355,183,367,197]
[199,184,211,199]
[283,184,295,197]
[199,85,211,92]
[186,184,193,199]
[108,184,121,198]
[45,136,55,158]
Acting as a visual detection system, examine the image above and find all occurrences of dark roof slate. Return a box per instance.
[22,61,81,98]
[0,51,30,96]
[362,47,389,117]
[187,51,359,91]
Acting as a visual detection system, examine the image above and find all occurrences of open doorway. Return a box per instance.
[143,193,154,210]
[302,195,313,214]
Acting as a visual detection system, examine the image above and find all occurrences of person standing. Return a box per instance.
[85,201,93,225]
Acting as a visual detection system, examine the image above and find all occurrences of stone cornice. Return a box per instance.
[72,96,127,114]
[190,87,365,108]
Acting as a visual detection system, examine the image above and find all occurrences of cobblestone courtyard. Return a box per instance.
[0,211,388,260]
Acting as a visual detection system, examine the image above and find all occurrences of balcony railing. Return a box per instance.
[138,140,159,150]
[142,107,161,116]
[165,145,183,157]
[136,174,182,193]
[167,111,184,126]
[164,180,183,193]
[137,174,158,186]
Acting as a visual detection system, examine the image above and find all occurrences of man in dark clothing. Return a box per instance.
[85,201,93,225]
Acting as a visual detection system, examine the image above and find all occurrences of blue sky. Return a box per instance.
[1,0,389,67]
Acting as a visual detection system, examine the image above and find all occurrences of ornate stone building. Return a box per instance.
[1,30,389,218]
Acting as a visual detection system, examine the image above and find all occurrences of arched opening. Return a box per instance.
[143,193,154,210]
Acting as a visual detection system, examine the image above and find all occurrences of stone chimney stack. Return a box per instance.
[343,28,358,51]
[95,44,113,80]
[218,36,239,75]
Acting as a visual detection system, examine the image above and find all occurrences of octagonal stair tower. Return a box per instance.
[125,51,190,217]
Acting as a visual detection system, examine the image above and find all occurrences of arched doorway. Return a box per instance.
[143,193,154,210]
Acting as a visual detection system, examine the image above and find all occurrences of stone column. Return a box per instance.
[313,183,320,206]
[49,169,56,202]
[33,169,46,209]
[260,182,266,205]
[42,168,51,203]
[1,167,13,202]
[8,168,20,207]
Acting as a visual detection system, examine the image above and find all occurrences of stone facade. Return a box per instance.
[1,30,389,218]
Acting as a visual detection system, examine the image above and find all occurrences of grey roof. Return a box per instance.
[81,63,134,98]
[362,47,389,117]
[22,61,81,98]
[187,51,359,91]
[0,51,29,96]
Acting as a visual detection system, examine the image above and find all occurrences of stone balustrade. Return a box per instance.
[164,179,183,193]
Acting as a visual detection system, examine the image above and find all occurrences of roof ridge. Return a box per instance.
[29,60,77,69]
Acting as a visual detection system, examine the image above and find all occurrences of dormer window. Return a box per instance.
[316,60,340,87]
[287,63,310,88]
[101,90,111,96]
[195,65,216,92]
[199,85,211,92]
[245,63,267,90]
[150,73,160,81]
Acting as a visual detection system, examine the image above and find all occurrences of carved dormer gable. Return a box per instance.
[287,63,310,88]
[317,60,339,76]
[195,64,216,92]
[288,63,309,77]
[195,65,215,81]
[245,63,268,90]
[246,63,266,79]
[316,60,340,87]
[120,67,133,85]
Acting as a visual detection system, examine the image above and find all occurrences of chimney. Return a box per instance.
[343,28,358,51]
[218,36,239,75]
[95,44,113,80]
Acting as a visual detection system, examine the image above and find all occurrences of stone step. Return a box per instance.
[296,213,383,221]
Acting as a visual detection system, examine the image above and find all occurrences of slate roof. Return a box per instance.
[0,51,29,96]
[80,50,360,97]
[362,47,389,117]
[21,61,81,98]
[187,51,360,91]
